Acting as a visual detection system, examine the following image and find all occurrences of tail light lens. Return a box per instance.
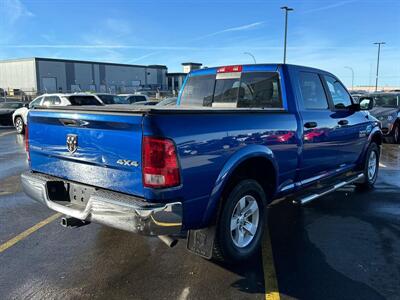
[25,125,30,160]
[142,136,180,188]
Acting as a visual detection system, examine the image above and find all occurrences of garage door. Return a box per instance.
[42,77,57,93]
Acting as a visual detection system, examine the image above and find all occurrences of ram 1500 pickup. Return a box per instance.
[22,64,382,263]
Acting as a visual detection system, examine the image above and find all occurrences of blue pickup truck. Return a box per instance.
[22,64,382,263]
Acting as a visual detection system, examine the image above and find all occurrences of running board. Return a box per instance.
[293,173,364,206]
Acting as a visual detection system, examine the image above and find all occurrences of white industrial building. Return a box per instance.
[0,57,168,95]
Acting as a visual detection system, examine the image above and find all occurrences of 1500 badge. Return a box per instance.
[116,159,139,167]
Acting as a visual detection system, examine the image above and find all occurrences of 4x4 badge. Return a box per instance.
[66,134,78,154]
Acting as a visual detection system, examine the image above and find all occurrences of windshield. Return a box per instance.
[372,95,399,108]
[97,94,129,104]
[0,102,23,109]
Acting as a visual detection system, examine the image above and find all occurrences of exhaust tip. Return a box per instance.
[158,235,178,248]
[61,217,67,227]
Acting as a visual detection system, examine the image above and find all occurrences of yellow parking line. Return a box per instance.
[0,213,61,253]
[262,224,281,300]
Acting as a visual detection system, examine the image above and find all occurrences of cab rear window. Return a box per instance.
[180,71,282,109]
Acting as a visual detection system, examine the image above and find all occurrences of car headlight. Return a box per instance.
[387,115,394,121]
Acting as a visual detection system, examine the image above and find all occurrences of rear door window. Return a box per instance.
[42,96,56,106]
[324,75,352,109]
[298,72,329,110]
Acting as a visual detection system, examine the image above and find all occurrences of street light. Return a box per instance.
[243,52,257,64]
[373,42,385,92]
[344,66,354,91]
[280,6,294,64]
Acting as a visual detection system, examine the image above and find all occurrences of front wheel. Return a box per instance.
[14,116,25,134]
[355,142,379,189]
[213,179,266,263]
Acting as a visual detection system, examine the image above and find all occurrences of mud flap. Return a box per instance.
[186,226,216,259]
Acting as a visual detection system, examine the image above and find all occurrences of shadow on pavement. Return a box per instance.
[268,186,400,300]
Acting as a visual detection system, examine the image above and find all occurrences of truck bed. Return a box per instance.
[34,104,288,115]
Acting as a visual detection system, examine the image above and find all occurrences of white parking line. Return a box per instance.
[0,131,15,137]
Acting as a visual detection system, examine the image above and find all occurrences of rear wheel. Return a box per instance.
[14,116,25,134]
[355,142,379,189]
[213,179,266,263]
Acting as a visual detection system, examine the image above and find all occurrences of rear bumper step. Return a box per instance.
[293,173,364,206]
[21,171,182,235]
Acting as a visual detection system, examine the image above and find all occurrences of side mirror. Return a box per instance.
[348,103,361,111]
[24,103,29,108]
[359,98,373,110]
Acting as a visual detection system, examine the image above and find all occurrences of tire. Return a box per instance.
[355,142,379,189]
[213,179,266,263]
[14,116,25,134]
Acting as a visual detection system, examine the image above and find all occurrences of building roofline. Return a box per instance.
[0,57,167,69]
[167,72,187,76]
[0,57,36,63]
[181,62,202,66]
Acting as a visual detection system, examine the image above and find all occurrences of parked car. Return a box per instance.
[12,93,103,133]
[359,93,400,143]
[94,93,129,105]
[119,94,149,104]
[156,97,177,106]
[131,100,159,106]
[0,102,25,125]
[22,64,381,263]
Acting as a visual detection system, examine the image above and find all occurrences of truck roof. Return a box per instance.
[190,63,333,76]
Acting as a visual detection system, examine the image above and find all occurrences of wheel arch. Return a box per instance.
[356,126,382,170]
[201,145,278,226]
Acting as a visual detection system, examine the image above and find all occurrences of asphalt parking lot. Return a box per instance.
[1,127,400,300]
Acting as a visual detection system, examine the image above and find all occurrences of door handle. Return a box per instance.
[304,122,318,129]
[338,119,349,126]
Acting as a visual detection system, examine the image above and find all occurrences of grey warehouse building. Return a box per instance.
[0,57,168,95]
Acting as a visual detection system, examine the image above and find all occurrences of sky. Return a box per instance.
[0,0,399,88]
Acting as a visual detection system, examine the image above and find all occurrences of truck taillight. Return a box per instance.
[25,125,30,161]
[217,65,242,73]
[142,136,180,188]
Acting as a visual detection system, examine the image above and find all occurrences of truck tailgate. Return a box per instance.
[28,109,144,197]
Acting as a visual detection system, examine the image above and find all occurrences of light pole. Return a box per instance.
[244,52,257,64]
[344,66,354,91]
[373,42,385,92]
[281,6,294,64]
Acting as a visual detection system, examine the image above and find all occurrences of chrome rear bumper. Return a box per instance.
[21,171,182,235]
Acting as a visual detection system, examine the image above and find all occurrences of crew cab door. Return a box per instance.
[321,74,368,165]
[296,71,366,183]
[296,71,342,181]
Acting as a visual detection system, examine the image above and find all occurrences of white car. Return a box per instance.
[119,93,149,104]
[12,93,103,134]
